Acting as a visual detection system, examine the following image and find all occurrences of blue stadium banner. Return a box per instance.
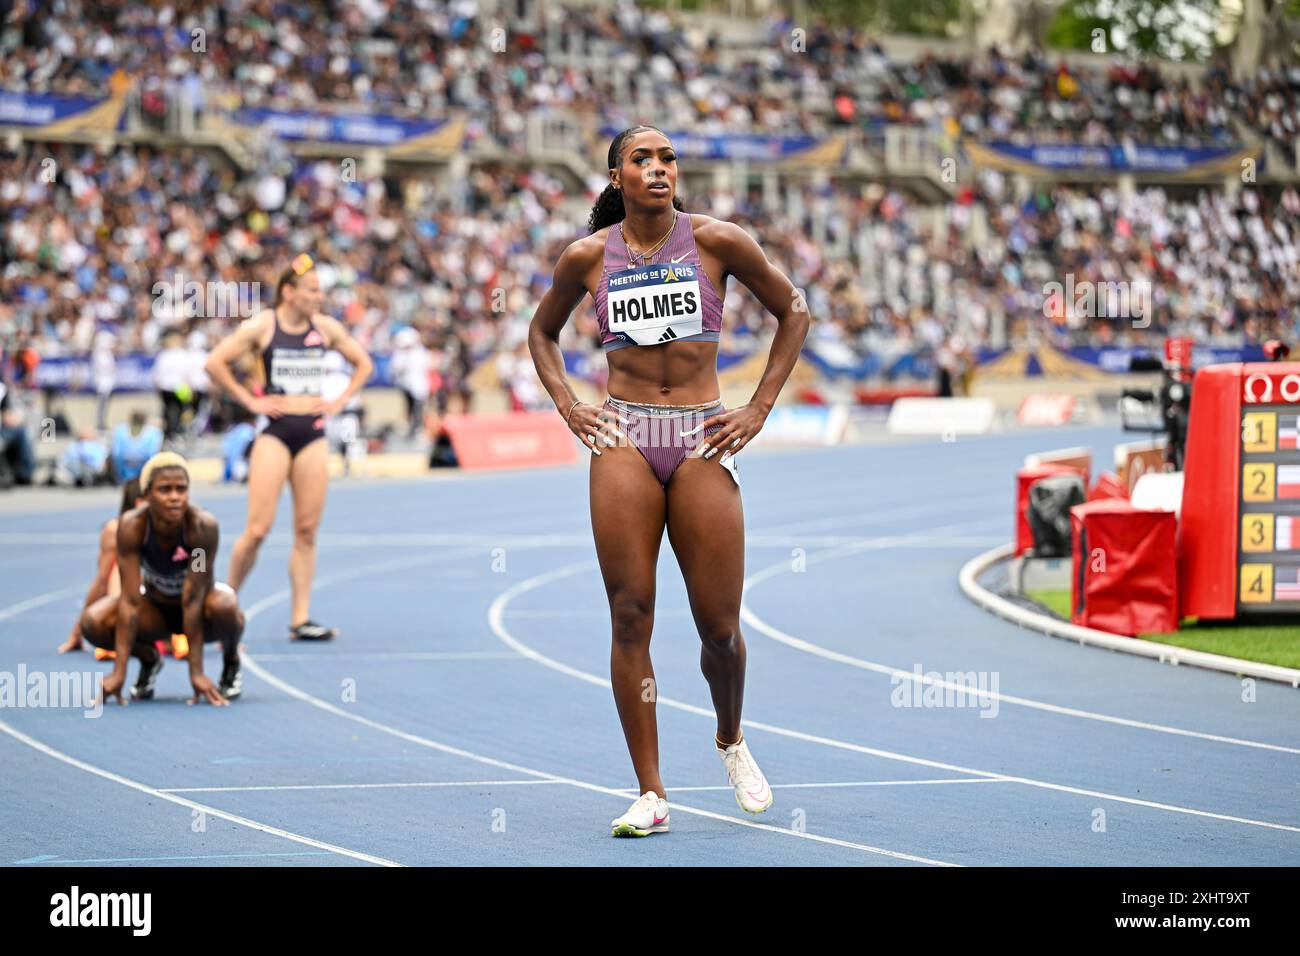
[599,127,846,164]
[962,140,1262,177]
[32,345,1272,394]
[225,108,465,152]
[0,91,128,134]
[975,344,1267,378]
[36,354,390,394]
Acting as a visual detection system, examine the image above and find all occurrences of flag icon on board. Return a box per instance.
[1282,415,1300,450]
[1275,566,1300,601]
[1280,465,1300,499]
[1279,515,1298,550]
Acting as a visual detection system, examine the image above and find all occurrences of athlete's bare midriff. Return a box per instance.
[256,311,323,416]
[582,215,728,405]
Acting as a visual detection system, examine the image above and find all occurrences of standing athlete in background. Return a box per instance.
[204,254,374,641]
[529,126,810,836]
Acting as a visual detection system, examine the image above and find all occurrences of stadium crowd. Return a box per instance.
[2,0,1296,159]
[2,137,1297,381]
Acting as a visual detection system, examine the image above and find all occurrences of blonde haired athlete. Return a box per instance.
[204,255,374,640]
[85,453,245,705]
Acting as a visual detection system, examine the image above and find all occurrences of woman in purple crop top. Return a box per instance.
[528,126,810,837]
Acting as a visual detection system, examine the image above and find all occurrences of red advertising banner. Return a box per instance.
[440,412,580,471]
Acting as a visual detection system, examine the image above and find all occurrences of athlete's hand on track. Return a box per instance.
[249,395,291,419]
[566,403,628,457]
[57,629,83,654]
[691,404,767,461]
[188,674,229,707]
[97,669,126,706]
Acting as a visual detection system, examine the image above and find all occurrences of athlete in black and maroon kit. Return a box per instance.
[205,254,373,640]
[84,453,245,705]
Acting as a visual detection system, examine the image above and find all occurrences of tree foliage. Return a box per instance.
[1045,0,1227,61]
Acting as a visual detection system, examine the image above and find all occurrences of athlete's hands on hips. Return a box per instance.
[305,396,348,418]
[188,674,229,707]
[249,395,290,419]
[566,403,628,457]
[97,669,126,706]
[692,404,767,460]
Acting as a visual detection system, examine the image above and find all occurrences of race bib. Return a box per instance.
[270,348,324,395]
[606,263,703,346]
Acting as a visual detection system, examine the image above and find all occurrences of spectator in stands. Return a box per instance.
[435,334,475,415]
[91,331,117,431]
[152,331,190,442]
[323,350,365,472]
[111,410,162,483]
[184,330,212,436]
[497,340,548,412]
[221,407,257,484]
[0,380,35,487]
[390,327,431,438]
[61,428,109,487]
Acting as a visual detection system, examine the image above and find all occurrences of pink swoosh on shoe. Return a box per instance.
[653,811,668,825]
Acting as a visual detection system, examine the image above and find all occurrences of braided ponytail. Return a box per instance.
[587,183,625,234]
[587,125,685,234]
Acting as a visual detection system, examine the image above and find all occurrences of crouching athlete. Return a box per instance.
[83,452,246,705]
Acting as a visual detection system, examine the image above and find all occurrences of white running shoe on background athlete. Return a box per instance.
[717,735,773,814]
[610,790,670,837]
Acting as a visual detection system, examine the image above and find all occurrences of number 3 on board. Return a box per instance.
[1241,514,1274,552]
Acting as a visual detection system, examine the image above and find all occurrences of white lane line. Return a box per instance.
[0,558,491,869]
[490,560,1300,837]
[0,718,400,867]
[758,492,1007,534]
[747,536,1005,548]
[615,778,1015,794]
[162,777,1013,795]
[238,572,953,866]
[240,653,949,865]
[505,609,688,619]
[246,651,524,662]
[962,544,1300,688]
[740,537,1300,757]
[0,585,82,623]
[161,780,566,794]
[0,530,999,550]
[0,550,483,871]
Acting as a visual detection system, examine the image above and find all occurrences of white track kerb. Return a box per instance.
[959,544,1300,689]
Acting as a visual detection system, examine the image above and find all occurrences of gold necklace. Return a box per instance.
[621,209,677,268]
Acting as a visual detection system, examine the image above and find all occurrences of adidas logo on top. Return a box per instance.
[657,328,678,342]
